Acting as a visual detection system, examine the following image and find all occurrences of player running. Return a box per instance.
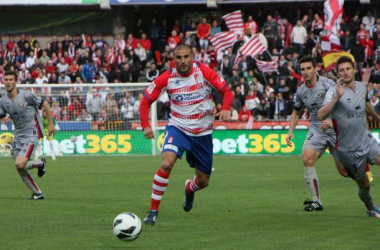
[35,109,57,160]
[286,56,349,212]
[140,44,233,225]
[318,56,380,217]
[0,71,55,200]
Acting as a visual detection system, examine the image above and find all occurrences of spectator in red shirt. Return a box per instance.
[139,33,152,61]
[167,30,181,46]
[7,36,15,50]
[126,34,138,49]
[197,18,211,50]
[46,60,56,74]
[238,105,252,121]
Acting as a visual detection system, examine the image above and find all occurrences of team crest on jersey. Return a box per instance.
[317,92,325,99]
[19,103,24,108]
[147,83,156,94]
[168,136,173,143]
[194,74,201,84]
[362,93,365,99]
[174,80,180,86]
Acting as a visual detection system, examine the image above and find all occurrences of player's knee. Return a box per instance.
[197,178,209,188]
[161,160,174,173]
[15,162,26,170]
[357,177,370,188]
[302,154,315,167]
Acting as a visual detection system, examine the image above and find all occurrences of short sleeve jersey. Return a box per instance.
[294,76,335,131]
[322,81,368,152]
[144,62,228,136]
[0,90,44,140]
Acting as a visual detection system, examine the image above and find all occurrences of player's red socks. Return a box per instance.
[186,176,201,195]
[150,168,170,212]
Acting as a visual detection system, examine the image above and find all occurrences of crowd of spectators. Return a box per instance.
[1,8,380,126]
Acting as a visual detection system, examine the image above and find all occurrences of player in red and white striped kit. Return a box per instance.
[140,44,233,225]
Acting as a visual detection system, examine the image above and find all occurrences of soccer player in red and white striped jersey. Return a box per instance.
[140,44,233,225]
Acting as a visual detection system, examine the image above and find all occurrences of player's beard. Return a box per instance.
[176,63,191,75]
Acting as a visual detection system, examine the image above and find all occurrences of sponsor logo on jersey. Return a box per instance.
[174,93,204,102]
[174,80,180,86]
[347,110,365,118]
[147,83,156,94]
[168,136,173,143]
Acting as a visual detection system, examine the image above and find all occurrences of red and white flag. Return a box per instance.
[209,31,237,52]
[321,34,342,51]
[234,35,266,64]
[256,59,278,73]
[324,0,344,35]
[222,10,244,37]
[239,35,266,58]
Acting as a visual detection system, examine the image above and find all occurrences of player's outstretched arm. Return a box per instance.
[365,102,380,122]
[42,100,56,136]
[286,109,301,147]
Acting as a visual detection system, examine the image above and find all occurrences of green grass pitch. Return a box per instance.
[1,155,380,249]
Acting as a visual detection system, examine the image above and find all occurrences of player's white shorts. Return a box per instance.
[12,139,39,159]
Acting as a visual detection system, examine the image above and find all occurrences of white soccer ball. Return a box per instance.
[112,212,142,242]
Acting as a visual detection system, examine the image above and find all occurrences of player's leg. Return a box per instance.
[14,142,44,199]
[47,135,56,160]
[365,163,373,183]
[34,138,43,160]
[328,143,348,177]
[302,147,323,211]
[338,150,379,217]
[17,141,47,177]
[144,126,188,225]
[183,133,212,212]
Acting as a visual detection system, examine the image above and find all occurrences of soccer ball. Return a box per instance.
[112,212,142,242]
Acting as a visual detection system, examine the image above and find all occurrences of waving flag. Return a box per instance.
[234,35,266,64]
[324,0,344,35]
[322,51,355,71]
[321,34,342,51]
[239,35,266,57]
[256,59,278,73]
[209,31,237,51]
[222,10,244,36]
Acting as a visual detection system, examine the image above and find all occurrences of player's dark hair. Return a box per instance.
[4,71,18,81]
[174,44,192,55]
[336,56,355,71]
[299,55,317,68]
